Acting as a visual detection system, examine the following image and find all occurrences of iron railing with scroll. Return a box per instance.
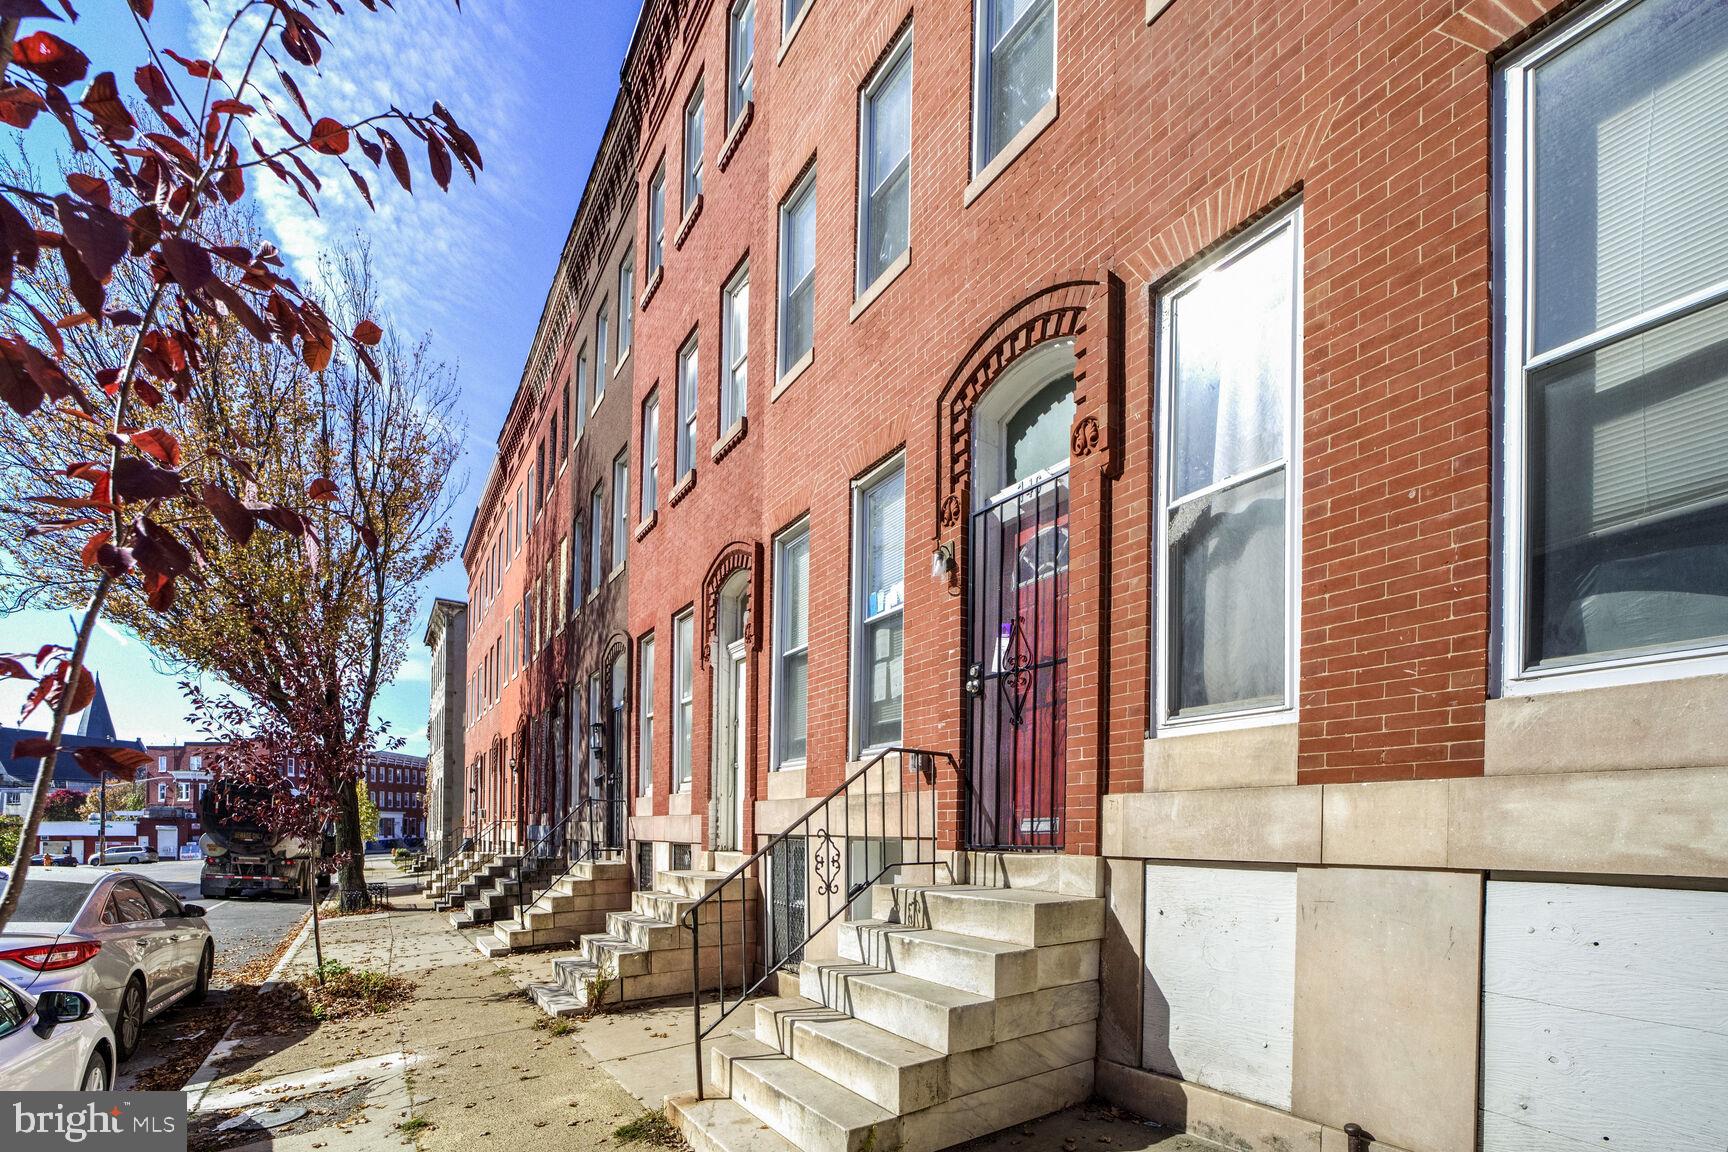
[681,746,959,1099]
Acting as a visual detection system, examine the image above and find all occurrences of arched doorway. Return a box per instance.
[711,570,750,852]
[966,338,1075,850]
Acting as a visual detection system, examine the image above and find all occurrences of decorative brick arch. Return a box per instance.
[699,540,763,668]
[933,277,1117,548]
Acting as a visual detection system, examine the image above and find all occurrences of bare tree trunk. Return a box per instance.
[334,776,368,906]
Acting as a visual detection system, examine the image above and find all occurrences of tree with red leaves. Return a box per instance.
[0,0,482,934]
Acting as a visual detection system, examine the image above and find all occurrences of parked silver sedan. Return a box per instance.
[0,867,213,1061]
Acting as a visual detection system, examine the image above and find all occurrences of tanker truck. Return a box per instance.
[198,781,331,900]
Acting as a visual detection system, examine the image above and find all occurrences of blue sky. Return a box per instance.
[1,0,644,754]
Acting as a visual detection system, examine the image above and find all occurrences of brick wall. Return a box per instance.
[513,0,1572,853]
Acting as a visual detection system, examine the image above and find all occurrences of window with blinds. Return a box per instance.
[774,522,810,767]
[1505,0,1728,677]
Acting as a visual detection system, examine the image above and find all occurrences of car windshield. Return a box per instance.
[0,878,93,926]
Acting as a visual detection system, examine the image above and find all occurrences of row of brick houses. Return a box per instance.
[444,0,1728,1148]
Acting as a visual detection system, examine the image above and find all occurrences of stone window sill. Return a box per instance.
[674,195,704,250]
[711,418,747,463]
[640,265,663,312]
[772,348,813,401]
[668,470,697,508]
[718,102,754,173]
[850,248,910,323]
[963,96,1059,208]
[634,511,657,542]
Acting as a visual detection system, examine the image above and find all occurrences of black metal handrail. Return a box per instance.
[681,746,958,1100]
[469,817,506,856]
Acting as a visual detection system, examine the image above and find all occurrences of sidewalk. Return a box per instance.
[185,862,665,1152]
[189,860,1216,1152]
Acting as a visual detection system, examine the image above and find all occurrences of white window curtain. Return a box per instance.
[677,339,699,479]
[638,634,655,797]
[724,269,749,429]
[775,526,810,766]
[857,464,905,748]
[1161,210,1297,720]
[674,614,694,790]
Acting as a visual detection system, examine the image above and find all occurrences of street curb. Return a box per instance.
[181,909,315,1113]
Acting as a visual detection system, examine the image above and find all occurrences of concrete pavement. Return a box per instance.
[185,861,667,1152]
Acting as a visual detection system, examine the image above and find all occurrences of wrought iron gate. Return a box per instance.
[766,837,807,969]
[964,469,1069,850]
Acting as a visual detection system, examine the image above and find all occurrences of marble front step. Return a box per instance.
[654,869,749,900]
[753,996,946,1114]
[799,961,1098,1056]
[666,1091,801,1152]
[709,1029,899,1152]
[872,884,1105,947]
[710,1018,1096,1152]
[840,918,1100,998]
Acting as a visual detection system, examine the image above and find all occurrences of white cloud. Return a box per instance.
[394,655,431,682]
[190,0,556,341]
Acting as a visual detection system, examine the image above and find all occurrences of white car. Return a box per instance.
[88,845,159,866]
[0,974,114,1090]
[0,868,213,1060]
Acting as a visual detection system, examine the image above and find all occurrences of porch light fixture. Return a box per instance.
[930,542,957,588]
[588,722,606,762]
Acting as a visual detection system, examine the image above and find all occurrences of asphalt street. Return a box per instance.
[114,857,312,975]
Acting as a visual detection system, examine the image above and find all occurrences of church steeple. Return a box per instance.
[77,673,118,742]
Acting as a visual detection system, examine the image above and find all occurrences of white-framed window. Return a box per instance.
[648,165,667,276]
[684,83,705,210]
[1500,0,1728,693]
[1154,202,1301,731]
[156,782,167,802]
[677,335,699,481]
[618,253,635,355]
[778,168,817,376]
[858,28,912,294]
[588,672,603,784]
[638,632,656,796]
[574,348,589,439]
[852,457,905,753]
[723,263,749,431]
[729,0,755,126]
[783,0,809,37]
[595,303,610,406]
[571,517,584,612]
[971,0,1056,175]
[177,782,191,802]
[558,534,570,623]
[190,755,202,772]
[641,389,660,516]
[673,611,694,790]
[612,450,629,570]
[772,520,810,768]
[589,483,604,597]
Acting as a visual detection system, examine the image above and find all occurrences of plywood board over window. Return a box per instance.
[1481,880,1728,1152]
[1141,862,1296,1110]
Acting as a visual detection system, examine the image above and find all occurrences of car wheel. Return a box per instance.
[116,977,146,1061]
[81,1050,109,1092]
[187,943,214,1005]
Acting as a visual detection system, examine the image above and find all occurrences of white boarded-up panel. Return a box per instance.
[1143,862,1296,1110]
[1483,881,1728,1152]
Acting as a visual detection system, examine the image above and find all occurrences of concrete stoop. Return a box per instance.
[422,849,490,902]
[477,859,634,957]
[529,868,756,1018]
[667,879,1105,1152]
[435,854,519,915]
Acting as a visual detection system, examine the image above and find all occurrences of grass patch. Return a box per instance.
[397,1115,435,1136]
[533,1015,575,1036]
[301,960,414,1021]
[613,1109,682,1147]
